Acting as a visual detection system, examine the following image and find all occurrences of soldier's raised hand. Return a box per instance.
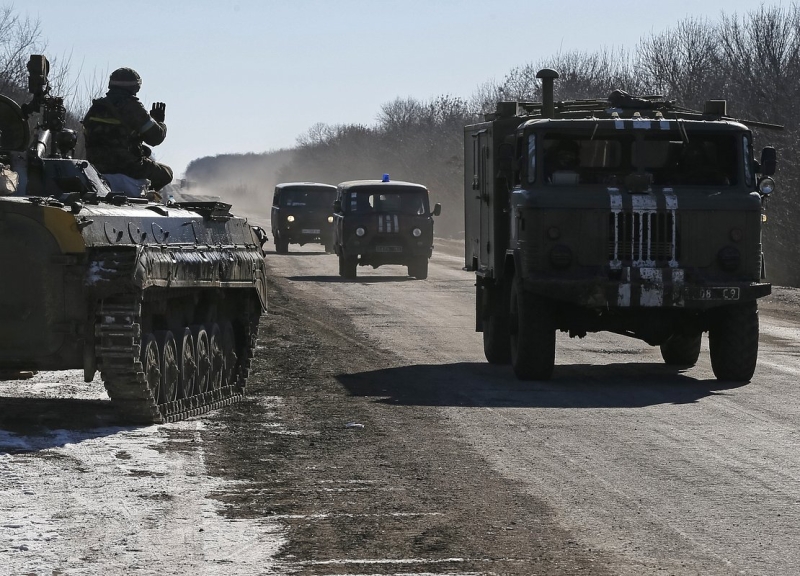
[150,102,166,123]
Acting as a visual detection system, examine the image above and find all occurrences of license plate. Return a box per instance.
[693,287,740,301]
[301,228,321,234]
[375,245,402,253]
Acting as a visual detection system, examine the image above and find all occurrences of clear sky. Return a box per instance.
[19,0,777,177]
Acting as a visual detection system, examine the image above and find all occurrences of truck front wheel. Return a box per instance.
[339,253,358,279]
[407,257,428,280]
[275,233,289,254]
[659,333,702,366]
[482,281,511,365]
[708,301,759,382]
[509,278,555,380]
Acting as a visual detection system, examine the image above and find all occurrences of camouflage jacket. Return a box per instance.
[82,88,167,171]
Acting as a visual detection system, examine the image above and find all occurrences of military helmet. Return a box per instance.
[108,67,142,93]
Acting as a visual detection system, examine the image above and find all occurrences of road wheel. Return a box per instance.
[483,281,511,364]
[191,325,211,394]
[407,257,428,280]
[339,253,357,279]
[207,323,223,391]
[509,278,555,380]
[709,301,759,381]
[177,327,196,399]
[155,330,179,403]
[275,233,289,254]
[221,321,238,387]
[141,332,161,401]
[659,333,702,366]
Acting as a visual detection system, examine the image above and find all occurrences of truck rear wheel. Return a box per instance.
[482,282,511,364]
[509,278,555,380]
[659,333,702,366]
[708,301,759,382]
[408,257,428,280]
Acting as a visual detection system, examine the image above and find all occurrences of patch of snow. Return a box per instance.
[0,371,287,574]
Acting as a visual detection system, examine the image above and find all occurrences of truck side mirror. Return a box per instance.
[333,199,342,213]
[432,203,442,217]
[760,146,776,176]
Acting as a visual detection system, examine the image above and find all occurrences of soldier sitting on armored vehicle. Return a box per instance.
[82,67,173,193]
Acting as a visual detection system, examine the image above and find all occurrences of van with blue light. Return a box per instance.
[332,175,441,279]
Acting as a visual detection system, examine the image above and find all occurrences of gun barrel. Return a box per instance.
[28,129,50,161]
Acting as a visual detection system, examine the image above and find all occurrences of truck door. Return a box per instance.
[476,131,492,271]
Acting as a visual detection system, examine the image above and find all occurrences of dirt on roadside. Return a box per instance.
[201,275,615,575]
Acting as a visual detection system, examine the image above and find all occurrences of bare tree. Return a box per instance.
[377,97,423,133]
[718,4,800,119]
[0,5,42,94]
[635,17,724,107]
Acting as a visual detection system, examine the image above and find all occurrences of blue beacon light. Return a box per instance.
[382,174,390,182]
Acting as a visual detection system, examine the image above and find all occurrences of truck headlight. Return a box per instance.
[328,216,334,223]
[412,228,422,237]
[287,215,295,222]
[356,227,366,237]
[758,177,775,196]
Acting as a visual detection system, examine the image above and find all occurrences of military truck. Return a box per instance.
[0,55,268,423]
[333,176,441,279]
[465,69,779,382]
[271,182,337,253]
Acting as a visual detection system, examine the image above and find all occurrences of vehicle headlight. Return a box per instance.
[356,227,366,237]
[412,228,422,237]
[287,215,295,222]
[759,177,775,196]
[327,216,334,223]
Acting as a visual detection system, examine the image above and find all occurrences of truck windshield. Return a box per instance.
[282,189,335,208]
[541,131,739,187]
[346,190,429,214]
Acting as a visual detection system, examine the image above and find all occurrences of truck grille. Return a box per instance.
[609,211,678,266]
[377,214,400,234]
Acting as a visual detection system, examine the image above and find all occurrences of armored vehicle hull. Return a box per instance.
[0,183,267,423]
[0,56,267,423]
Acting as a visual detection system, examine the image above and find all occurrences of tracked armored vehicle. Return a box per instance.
[0,55,268,423]
[465,69,780,382]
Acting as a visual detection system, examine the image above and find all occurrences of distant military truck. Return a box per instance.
[333,176,441,279]
[465,69,780,382]
[271,182,337,253]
